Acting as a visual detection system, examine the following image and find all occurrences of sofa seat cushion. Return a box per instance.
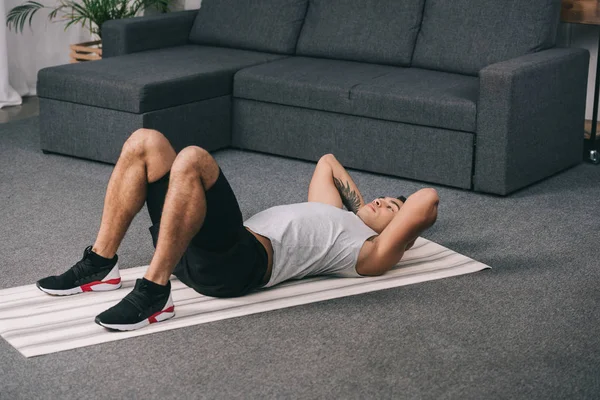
[38,45,285,114]
[234,57,478,132]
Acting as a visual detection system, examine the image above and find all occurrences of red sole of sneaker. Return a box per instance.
[37,278,122,296]
[95,306,176,331]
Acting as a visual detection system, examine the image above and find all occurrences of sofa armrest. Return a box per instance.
[475,48,590,195]
[101,10,198,58]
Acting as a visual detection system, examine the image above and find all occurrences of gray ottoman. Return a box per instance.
[37,45,284,163]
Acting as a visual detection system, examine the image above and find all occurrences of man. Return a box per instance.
[36,129,439,331]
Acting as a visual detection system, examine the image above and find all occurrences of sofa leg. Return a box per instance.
[587,149,600,164]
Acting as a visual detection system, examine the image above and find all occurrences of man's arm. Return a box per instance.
[357,189,439,276]
[308,154,365,213]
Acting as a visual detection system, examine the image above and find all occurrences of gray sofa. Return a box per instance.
[37,0,590,195]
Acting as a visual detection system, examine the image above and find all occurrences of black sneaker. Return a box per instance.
[36,246,121,296]
[95,278,174,331]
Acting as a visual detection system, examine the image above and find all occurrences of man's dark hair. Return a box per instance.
[397,195,407,203]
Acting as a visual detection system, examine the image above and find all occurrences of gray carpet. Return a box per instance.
[1,117,599,399]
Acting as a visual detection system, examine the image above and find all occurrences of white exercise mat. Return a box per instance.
[0,238,490,357]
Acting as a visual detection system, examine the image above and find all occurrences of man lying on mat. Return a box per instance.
[36,129,439,331]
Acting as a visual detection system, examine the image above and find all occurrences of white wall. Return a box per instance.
[183,0,201,10]
[558,22,600,120]
[144,0,200,14]
[5,0,201,97]
[5,0,93,97]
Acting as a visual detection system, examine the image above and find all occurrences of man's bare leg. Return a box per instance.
[94,146,221,330]
[143,146,220,285]
[91,129,176,259]
[36,128,177,297]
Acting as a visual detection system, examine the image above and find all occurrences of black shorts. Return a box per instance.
[146,168,268,298]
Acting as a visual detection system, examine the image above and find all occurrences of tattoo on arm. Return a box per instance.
[333,177,362,213]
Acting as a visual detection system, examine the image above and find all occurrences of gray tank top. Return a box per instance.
[244,202,377,288]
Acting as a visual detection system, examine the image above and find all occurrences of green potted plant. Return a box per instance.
[6,0,172,62]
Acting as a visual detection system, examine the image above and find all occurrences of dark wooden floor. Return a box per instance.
[0,96,39,124]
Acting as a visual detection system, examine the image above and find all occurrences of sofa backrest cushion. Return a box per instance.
[295,0,426,66]
[412,0,561,75]
[188,0,309,54]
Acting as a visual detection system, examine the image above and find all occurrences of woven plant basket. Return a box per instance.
[69,40,102,63]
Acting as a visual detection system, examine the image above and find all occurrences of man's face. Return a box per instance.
[356,197,403,233]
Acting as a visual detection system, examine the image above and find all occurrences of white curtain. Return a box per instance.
[0,0,21,109]
[4,0,92,100]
